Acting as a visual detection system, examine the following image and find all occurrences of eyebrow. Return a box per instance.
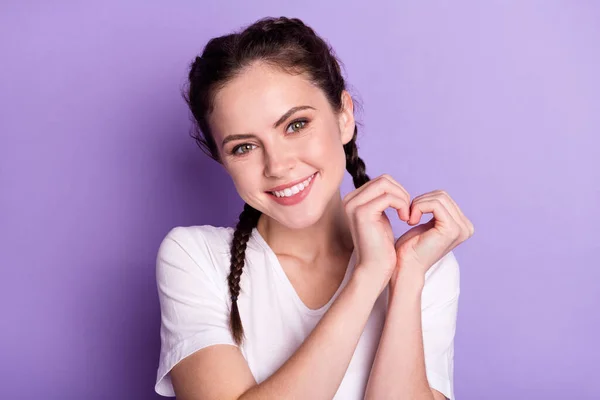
[221,105,316,148]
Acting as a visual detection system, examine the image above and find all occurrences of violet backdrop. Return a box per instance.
[1,1,598,399]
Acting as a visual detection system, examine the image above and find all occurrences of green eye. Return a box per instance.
[230,119,309,157]
[287,119,308,133]
[232,144,256,155]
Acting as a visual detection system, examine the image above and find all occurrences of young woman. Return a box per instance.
[154,16,473,400]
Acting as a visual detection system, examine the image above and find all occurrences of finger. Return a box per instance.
[344,174,410,208]
[355,192,410,223]
[408,197,460,238]
[380,175,411,221]
[410,192,462,225]
[439,191,475,235]
[343,174,392,204]
[345,176,409,210]
[380,174,410,200]
[346,177,411,221]
[410,191,472,236]
[348,175,410,211]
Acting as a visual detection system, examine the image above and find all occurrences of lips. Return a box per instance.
[266,171,318,206]
[266,172,317,193]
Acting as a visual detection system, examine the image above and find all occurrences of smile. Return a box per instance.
[266,172,318,206]
[269,172,316,197]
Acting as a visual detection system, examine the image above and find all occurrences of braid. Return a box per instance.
[185,16,372,347]
[344,125,371,188]
[226,126,368,346]
[227,202,262,346]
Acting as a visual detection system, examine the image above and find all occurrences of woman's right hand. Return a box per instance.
[342,174,411,294]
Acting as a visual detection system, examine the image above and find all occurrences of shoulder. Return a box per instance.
[156,224,236,281]
[159,224,234,249]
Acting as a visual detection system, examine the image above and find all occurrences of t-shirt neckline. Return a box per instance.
[251,227,356,316]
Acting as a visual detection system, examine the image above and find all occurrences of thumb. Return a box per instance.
[394,219,436,250]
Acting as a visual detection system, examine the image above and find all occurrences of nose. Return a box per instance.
[263,144,295,178]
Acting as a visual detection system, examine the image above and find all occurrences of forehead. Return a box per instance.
[210,62,325,136]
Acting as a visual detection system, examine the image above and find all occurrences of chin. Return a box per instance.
[270,204,325,230]
[284,215,321,230]
[272,202,315,222]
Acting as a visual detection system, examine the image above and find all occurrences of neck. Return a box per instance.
[256,189,353,265]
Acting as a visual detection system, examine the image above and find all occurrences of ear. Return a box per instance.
[338,90,355,145]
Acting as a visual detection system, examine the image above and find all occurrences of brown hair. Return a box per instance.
[183,16,370,346]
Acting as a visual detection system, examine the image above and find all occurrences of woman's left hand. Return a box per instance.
[391,190,475,287]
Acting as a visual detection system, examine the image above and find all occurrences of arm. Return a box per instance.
[172,266,386,400]
[237,267,383,400]
[364,253,459,400]
[363,186,467,400]
[364,269,434,400]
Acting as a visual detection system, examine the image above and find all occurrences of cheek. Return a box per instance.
[312,132,346,165]
[228,165,261,195]
[306,128,341,158]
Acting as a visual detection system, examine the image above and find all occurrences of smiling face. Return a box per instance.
[209,61,356,229]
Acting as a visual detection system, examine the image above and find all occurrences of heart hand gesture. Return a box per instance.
[392,190,474,286]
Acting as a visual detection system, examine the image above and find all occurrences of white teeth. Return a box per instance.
[271,173,315,198]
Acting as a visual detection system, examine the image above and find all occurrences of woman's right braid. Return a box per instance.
[185,16,372,348]
[344,126,371,189]
[227,203,262,346]
[226,127,369,347]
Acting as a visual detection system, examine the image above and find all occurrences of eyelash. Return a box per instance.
[230,118,309,156]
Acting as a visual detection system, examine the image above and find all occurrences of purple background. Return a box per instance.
[1,1,598,399]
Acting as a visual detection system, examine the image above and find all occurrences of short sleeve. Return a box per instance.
[421,250,461,400]
[154,226,238,397]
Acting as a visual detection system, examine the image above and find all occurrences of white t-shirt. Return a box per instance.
[154,224,460,399]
